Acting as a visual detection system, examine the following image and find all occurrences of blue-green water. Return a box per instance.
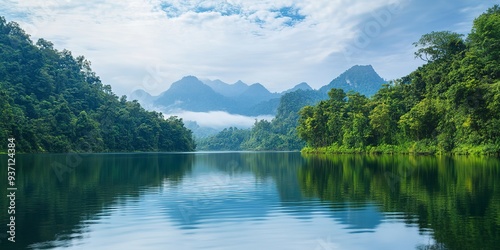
[1,152,499,249]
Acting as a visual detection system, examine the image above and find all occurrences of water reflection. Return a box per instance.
[0,153,193,250]
[162,152,295,229]
[0,153,498,250]
[298,154,500,249]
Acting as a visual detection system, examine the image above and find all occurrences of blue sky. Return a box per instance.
[0,0,496,96]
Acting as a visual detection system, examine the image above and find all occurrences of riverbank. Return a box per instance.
[301,142,500,156]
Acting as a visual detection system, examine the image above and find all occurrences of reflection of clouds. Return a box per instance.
[333,203,383,232]
[163,171,277,227]
[165,110,274,129]
[169,172,257,196]
[158,153,386,232]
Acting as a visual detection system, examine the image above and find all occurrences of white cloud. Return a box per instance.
[165,110,274,129]
[2,0,491,96]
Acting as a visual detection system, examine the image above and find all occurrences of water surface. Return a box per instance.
[0,152,499,249]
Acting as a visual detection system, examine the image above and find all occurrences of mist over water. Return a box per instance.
[165,110,275,129]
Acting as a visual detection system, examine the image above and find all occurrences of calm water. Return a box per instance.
[0,152,499,250]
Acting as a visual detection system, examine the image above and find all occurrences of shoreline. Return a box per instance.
[301,144,500,156]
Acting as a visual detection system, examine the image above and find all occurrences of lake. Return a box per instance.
[1,152,499,249]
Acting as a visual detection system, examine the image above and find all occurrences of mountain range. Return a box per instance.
[131,65,386,116]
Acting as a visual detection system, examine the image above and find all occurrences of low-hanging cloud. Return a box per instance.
[165,110,274,129]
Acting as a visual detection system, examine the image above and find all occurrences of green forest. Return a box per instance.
[2,5,500,154]
[200,6,500,155]
[0,17,195,153]
[197,89,325,151]
[298,6,500,155]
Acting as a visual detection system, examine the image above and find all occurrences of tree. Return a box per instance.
[467,5,500,80]
[413,31,466,62]
[297,6,500,155]
[0,17,196,153]
[369,102,392,144]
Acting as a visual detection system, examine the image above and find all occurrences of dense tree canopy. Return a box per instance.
[198,90,325,151]
[0,17,195,152]
[298,6,500,155]
[196,127,250,151]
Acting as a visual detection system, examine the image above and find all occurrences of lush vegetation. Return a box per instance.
[197,127,250,151]
[0,17,195,152]
[0,153,193,249]
[197,89,325,150]
[298,6,500,155]
[298,154,500,250]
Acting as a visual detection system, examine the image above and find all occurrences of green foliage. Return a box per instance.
[299,5,500,155]
[298,154,500,249]
[197,127,250,151]
[413,31,466,62]
[0,153,193,249]
[468,5,500,80]
[0,17,195,152]
[200,90,326,151]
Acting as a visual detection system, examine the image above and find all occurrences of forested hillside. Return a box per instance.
[0,17,195,153]
[298,6,500,155]
[197,90,325,150]
[197,64,387,151]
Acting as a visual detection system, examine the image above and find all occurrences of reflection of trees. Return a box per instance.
[5,153,494,249]
[0,153,193,250]
[298,154,500,250]
[196,152,306,202]
[243,152,306,202]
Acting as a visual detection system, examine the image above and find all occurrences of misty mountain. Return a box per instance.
[151,76,283,115]
[246,98,281,116]
[244,82,313,115]
[129,89,156,108]
[184,121,221,138]
[282,82,312,94]
[203,79,249,97]
[238,83,281,106]
[319,65,385,96]
[154,76,234,112]
[134,65,385,118]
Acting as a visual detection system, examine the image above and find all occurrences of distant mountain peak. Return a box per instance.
[245,83,273,95]
[204,78,249,97]
[296,82,311,88]
[319,65,385,96]
[129,89,157,109]
[238,82,279,106]
[180,75,199,81]
[233,80,247,86]
[249,82,265,88]
[283,82,313,94]
[353,64,374,69]
[155,76,228,112]
[168,75,207,91]
[211,79,226,84]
